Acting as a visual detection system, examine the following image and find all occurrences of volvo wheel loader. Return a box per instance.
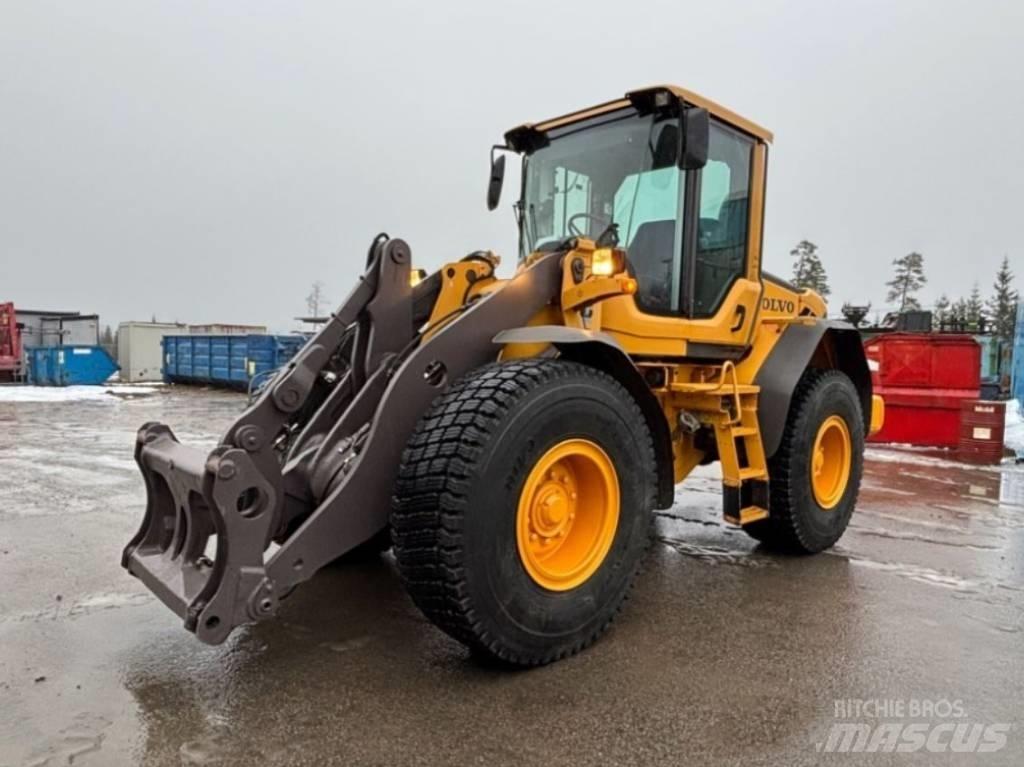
[123,85,884,665]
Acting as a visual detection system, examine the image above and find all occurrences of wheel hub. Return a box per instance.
[517,439,619,591]
[811,415,852,510]
[530,472,575,539]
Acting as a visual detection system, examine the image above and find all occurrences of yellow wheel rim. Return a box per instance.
[516,439,619,591]
[811,415,852,509]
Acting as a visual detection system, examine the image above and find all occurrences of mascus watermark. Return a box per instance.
[816,699,1012,754]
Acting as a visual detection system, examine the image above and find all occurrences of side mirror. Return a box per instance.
[487,152,506,211]
[679,107,709,171]
[651,122,679,170]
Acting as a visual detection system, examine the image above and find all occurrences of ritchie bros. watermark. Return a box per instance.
[816,698,1013,754]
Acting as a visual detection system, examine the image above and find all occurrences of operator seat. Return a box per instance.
[626,220,675,312]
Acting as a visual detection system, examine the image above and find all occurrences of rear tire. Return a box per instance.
[745,369,864,553]
[391,359,656,666]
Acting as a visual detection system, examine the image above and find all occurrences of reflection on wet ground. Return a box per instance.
[1,388,1021,765]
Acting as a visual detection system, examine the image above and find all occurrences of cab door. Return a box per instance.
[679,119,764,353]
[600,118,766,358]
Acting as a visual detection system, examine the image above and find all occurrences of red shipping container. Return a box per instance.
[864,334,980,447]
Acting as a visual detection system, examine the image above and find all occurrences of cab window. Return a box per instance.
[613,166,681,312]
[693,123,753,316]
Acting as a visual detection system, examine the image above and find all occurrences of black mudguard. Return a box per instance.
[493,326,676,510]
[754,320,872,458]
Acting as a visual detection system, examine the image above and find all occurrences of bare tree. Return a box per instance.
[306,281,329,318]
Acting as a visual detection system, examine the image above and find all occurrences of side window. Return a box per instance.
[529,166,592,251]
[551,167,592,237]
[693,123,753,316]
[614,167,681,313]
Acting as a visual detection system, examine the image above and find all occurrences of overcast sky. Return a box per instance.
[2,0,1021,331]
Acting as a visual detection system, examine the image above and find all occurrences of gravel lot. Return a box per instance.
[1,385,1022,766]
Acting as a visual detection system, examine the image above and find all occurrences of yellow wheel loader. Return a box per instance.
[123,85,884,665]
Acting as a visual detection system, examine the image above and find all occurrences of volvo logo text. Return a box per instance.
[762,298,796,313]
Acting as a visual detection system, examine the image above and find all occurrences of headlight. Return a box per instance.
[591,248,620,276]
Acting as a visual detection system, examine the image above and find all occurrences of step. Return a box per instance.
[730,426,758,437]
[737,467,767,481]
[724,505,770,526]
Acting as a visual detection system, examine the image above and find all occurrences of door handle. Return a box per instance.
[730,305,747,332]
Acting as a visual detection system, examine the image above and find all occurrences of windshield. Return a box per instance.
[518,110,682,260]
[518,110,686,311]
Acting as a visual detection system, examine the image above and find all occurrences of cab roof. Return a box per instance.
[506,84,773,148]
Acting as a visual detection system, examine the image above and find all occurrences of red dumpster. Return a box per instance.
[864,333,980,447]
[0,302,21,382]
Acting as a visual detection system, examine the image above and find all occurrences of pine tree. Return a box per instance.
[885,252,927,312]
[933,294,951,330]
[986,255,1018,340]
[790,240,831,297]
[965,282,986,331]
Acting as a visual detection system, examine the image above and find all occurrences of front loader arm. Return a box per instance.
[122,237,561,644]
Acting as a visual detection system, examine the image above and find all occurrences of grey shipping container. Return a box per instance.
[15,309,82,348]
[42,314,100,346]
[118,321,188,382]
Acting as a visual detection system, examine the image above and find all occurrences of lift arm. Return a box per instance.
[122,237,562,644]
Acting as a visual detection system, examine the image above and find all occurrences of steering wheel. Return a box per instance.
[567,212,610,238]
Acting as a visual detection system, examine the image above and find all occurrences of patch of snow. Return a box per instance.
[1006,398,1024,459]
[865,447,1002,472]
[106,384,159,395]
[0,384,158,403]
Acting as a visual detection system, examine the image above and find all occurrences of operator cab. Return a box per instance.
[490,86,772,356]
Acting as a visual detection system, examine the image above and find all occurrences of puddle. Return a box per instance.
[847,522,1004,551]
[657,536,775,568]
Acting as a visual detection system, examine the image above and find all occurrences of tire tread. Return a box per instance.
[391,358,655,666]
[747,368,863,553]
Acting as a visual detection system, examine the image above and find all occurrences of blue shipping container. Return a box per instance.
[162,334,307,388]
[25,345,119,386]
[1012,302,1024,404]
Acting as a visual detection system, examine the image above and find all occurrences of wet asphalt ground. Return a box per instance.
[1,386,1022,766]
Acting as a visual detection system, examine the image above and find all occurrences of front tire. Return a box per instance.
[391,359,656,666]
[745,369,864,553]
